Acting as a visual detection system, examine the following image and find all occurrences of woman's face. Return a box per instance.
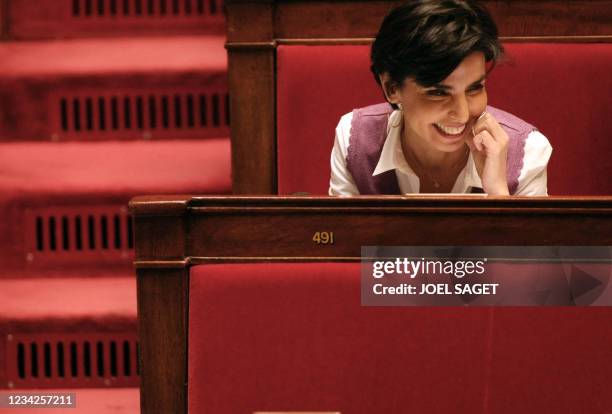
[388,52,488,153]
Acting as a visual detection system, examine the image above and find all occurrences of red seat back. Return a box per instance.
[189,263,491,413]
[188,262,612,413]
[277,43,612,195]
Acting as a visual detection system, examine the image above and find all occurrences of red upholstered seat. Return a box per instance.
[277,43,612,195]
[188,263,612,413]
[189,263,491,413]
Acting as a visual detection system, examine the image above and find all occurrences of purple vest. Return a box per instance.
[345,103,536,194]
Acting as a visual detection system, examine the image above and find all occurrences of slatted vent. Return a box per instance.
[54,91,230,140]
[6,333,139,388]
[9,0,226,40]
[34,213,132,252]
[25,205,134,266]
[71,0,224,17]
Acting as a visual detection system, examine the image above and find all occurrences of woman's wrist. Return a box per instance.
[484,182,510,195]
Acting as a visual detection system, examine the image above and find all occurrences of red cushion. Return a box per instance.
[189,263,491,413]
[188,263,612,413]
[277,45,379,195]
[277,43,612,195]
[487,307,612,413]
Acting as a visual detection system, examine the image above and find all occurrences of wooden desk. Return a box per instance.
[130,195,612,413]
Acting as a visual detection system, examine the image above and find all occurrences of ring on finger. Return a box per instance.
[472,111,487,136]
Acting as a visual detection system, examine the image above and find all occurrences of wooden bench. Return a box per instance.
[131,195,612,413]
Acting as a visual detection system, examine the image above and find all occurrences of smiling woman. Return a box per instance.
[329,0,552,196]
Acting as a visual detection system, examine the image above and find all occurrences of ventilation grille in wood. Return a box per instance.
[52,90,230,141]
[8,0,226,39]
[24,205,134,266]
[5,332,139,388]
[71,0,224,17]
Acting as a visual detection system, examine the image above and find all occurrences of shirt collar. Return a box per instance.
[373,111,415,177]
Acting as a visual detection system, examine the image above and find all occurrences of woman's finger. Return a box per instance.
[471,111,488,137]
[473,112,506,143]
[474,130,496,152]
[466,130,479,152]
[473,134,483,152]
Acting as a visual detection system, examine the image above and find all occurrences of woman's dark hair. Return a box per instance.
[371,0,503,101]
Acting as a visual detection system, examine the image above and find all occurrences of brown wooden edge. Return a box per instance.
[226,35,612,49]
[228,47,277,194]
[227,1,277,195]
[268,36,612,45]
[128,195,191,216]
[129,196,190,414]
[136,267,189,414]
[227,0,612,40]
[183,195,612,209]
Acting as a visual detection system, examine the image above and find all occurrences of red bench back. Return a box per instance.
[188,262,612,413]
[277,43,612,195]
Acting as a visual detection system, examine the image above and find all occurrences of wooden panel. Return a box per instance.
[137,268,188,414]
[228,49,277,194]
[274,1,396,39]
[485,0,612,37]
[132,200,190,414]
[227,1,276,194]
[133,215,186,260]
[226,0,612,40]
[185,197,612,259]
[187,210,610,258]
[226,1,274,42]
[131,196,612,262]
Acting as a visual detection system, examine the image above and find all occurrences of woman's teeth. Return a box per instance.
[435,123,466,135]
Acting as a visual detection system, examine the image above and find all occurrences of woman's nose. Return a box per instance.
[449,94,470,123]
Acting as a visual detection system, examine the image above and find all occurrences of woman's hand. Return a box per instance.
[466,111,510,195]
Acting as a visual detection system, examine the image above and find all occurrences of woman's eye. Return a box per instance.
[426,89,448,97]
[468,84,485,94]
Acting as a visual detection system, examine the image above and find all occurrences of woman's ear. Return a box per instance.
[379,73,401,105]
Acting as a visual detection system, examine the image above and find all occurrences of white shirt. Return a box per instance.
[329,110,553,196]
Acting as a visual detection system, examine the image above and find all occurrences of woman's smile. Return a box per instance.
[433,123,467,138]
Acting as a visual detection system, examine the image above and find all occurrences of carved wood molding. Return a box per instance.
[226,0,612,41]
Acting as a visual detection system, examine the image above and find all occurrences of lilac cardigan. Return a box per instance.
[345,103,535,194]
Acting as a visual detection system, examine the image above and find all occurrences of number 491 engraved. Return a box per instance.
[312,232,334,245]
